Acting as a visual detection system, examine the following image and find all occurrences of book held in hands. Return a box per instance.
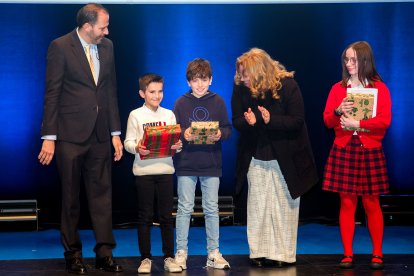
[140,124,181,160]
[345,87,378,132]
[189,121,219,145]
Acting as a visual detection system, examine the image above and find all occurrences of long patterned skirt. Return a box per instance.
[247,158,300,263]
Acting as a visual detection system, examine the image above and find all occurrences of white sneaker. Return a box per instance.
[174,249,188,270]
[206,249,230,269]
[164,257,183,273]
[137,258,152,274]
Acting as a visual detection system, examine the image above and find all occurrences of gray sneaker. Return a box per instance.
[206,249,230,269]
[174,249,188,270]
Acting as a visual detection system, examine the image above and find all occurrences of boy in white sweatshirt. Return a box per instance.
[124,73,182,274]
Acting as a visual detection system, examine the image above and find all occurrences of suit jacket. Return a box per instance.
[231,78,319,199]
[41,29,121,143]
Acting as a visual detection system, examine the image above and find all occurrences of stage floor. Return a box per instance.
[1,224,414,275]
[0,254,413,275]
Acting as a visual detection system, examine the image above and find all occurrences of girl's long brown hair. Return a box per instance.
[341,41,383,87]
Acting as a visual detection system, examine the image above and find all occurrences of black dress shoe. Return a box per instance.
[339,255,354,269]
[96,256,123,272]
[370,255,384,270]
[66,256,87,275]
[250,258,265,267]
[265,259,295,267]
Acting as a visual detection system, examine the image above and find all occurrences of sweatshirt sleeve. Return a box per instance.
[169,110,177,125]
[124,111,139,154]
[216,96,232,140]
[173,97,186,138]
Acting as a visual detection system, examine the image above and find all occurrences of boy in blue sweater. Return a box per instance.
[173,58,232,270]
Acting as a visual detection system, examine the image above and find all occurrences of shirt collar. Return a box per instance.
[347,78,368,88]
[143,103,159,113]
[76,27,96,50]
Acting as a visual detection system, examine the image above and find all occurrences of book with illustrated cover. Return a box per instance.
[345,87,378,132]
[140,124,181,160]
[189,121,219,145]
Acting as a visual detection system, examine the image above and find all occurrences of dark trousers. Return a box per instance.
[135,174,174,260]
[56,133,115,259]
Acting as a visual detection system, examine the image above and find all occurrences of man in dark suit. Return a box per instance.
[38,3,123,274]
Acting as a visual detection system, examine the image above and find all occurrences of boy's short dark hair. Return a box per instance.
[139,73,164,91]
[186,58,212,81]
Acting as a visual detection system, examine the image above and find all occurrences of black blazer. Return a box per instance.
[231,78,318,199]
[41,30,121,143]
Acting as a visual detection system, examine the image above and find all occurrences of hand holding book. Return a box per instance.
[336,97,354,115]
[184,127,198,142]
[340,113,360,129]
[340,88,378,132]
[187,121,220,145]
[136,139,150,156]
[208,129,221,142]
[171,139,183,150]
[139,124,181,160]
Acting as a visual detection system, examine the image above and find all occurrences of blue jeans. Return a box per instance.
[175,176,220,253]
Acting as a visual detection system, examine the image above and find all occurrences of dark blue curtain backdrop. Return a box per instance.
[1,3,413,223]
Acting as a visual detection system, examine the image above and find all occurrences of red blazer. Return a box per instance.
[323,81,391,148]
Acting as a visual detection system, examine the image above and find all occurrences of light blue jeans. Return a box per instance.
[175,176,220,253]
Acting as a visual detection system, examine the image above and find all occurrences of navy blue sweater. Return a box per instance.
[173,91,232,176]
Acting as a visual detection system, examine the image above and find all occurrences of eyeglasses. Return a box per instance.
[343,57,357,65]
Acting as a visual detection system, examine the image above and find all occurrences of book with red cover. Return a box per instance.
[140,124,181,160]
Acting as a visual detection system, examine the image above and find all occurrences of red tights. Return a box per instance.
[339,193,384,258]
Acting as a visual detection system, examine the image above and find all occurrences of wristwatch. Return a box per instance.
[334,107,343,116]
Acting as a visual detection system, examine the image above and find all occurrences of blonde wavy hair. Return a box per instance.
[234,48,294,100]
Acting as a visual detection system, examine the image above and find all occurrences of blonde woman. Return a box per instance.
[231,48,318,267]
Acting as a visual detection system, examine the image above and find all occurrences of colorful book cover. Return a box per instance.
[345,87,378,132]
[189,121,219,145]
[140,124,181,160]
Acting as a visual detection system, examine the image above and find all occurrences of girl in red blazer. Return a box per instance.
[323,41,391,270]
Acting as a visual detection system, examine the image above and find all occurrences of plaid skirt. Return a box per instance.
[322,135,389,195]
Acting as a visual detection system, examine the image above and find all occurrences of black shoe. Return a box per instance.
[95,256,123,272]
[265,259,295,267]
[370,255,384,270]
[339,255,354,269]
[250,258,265,267]
[66,256,87,275]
